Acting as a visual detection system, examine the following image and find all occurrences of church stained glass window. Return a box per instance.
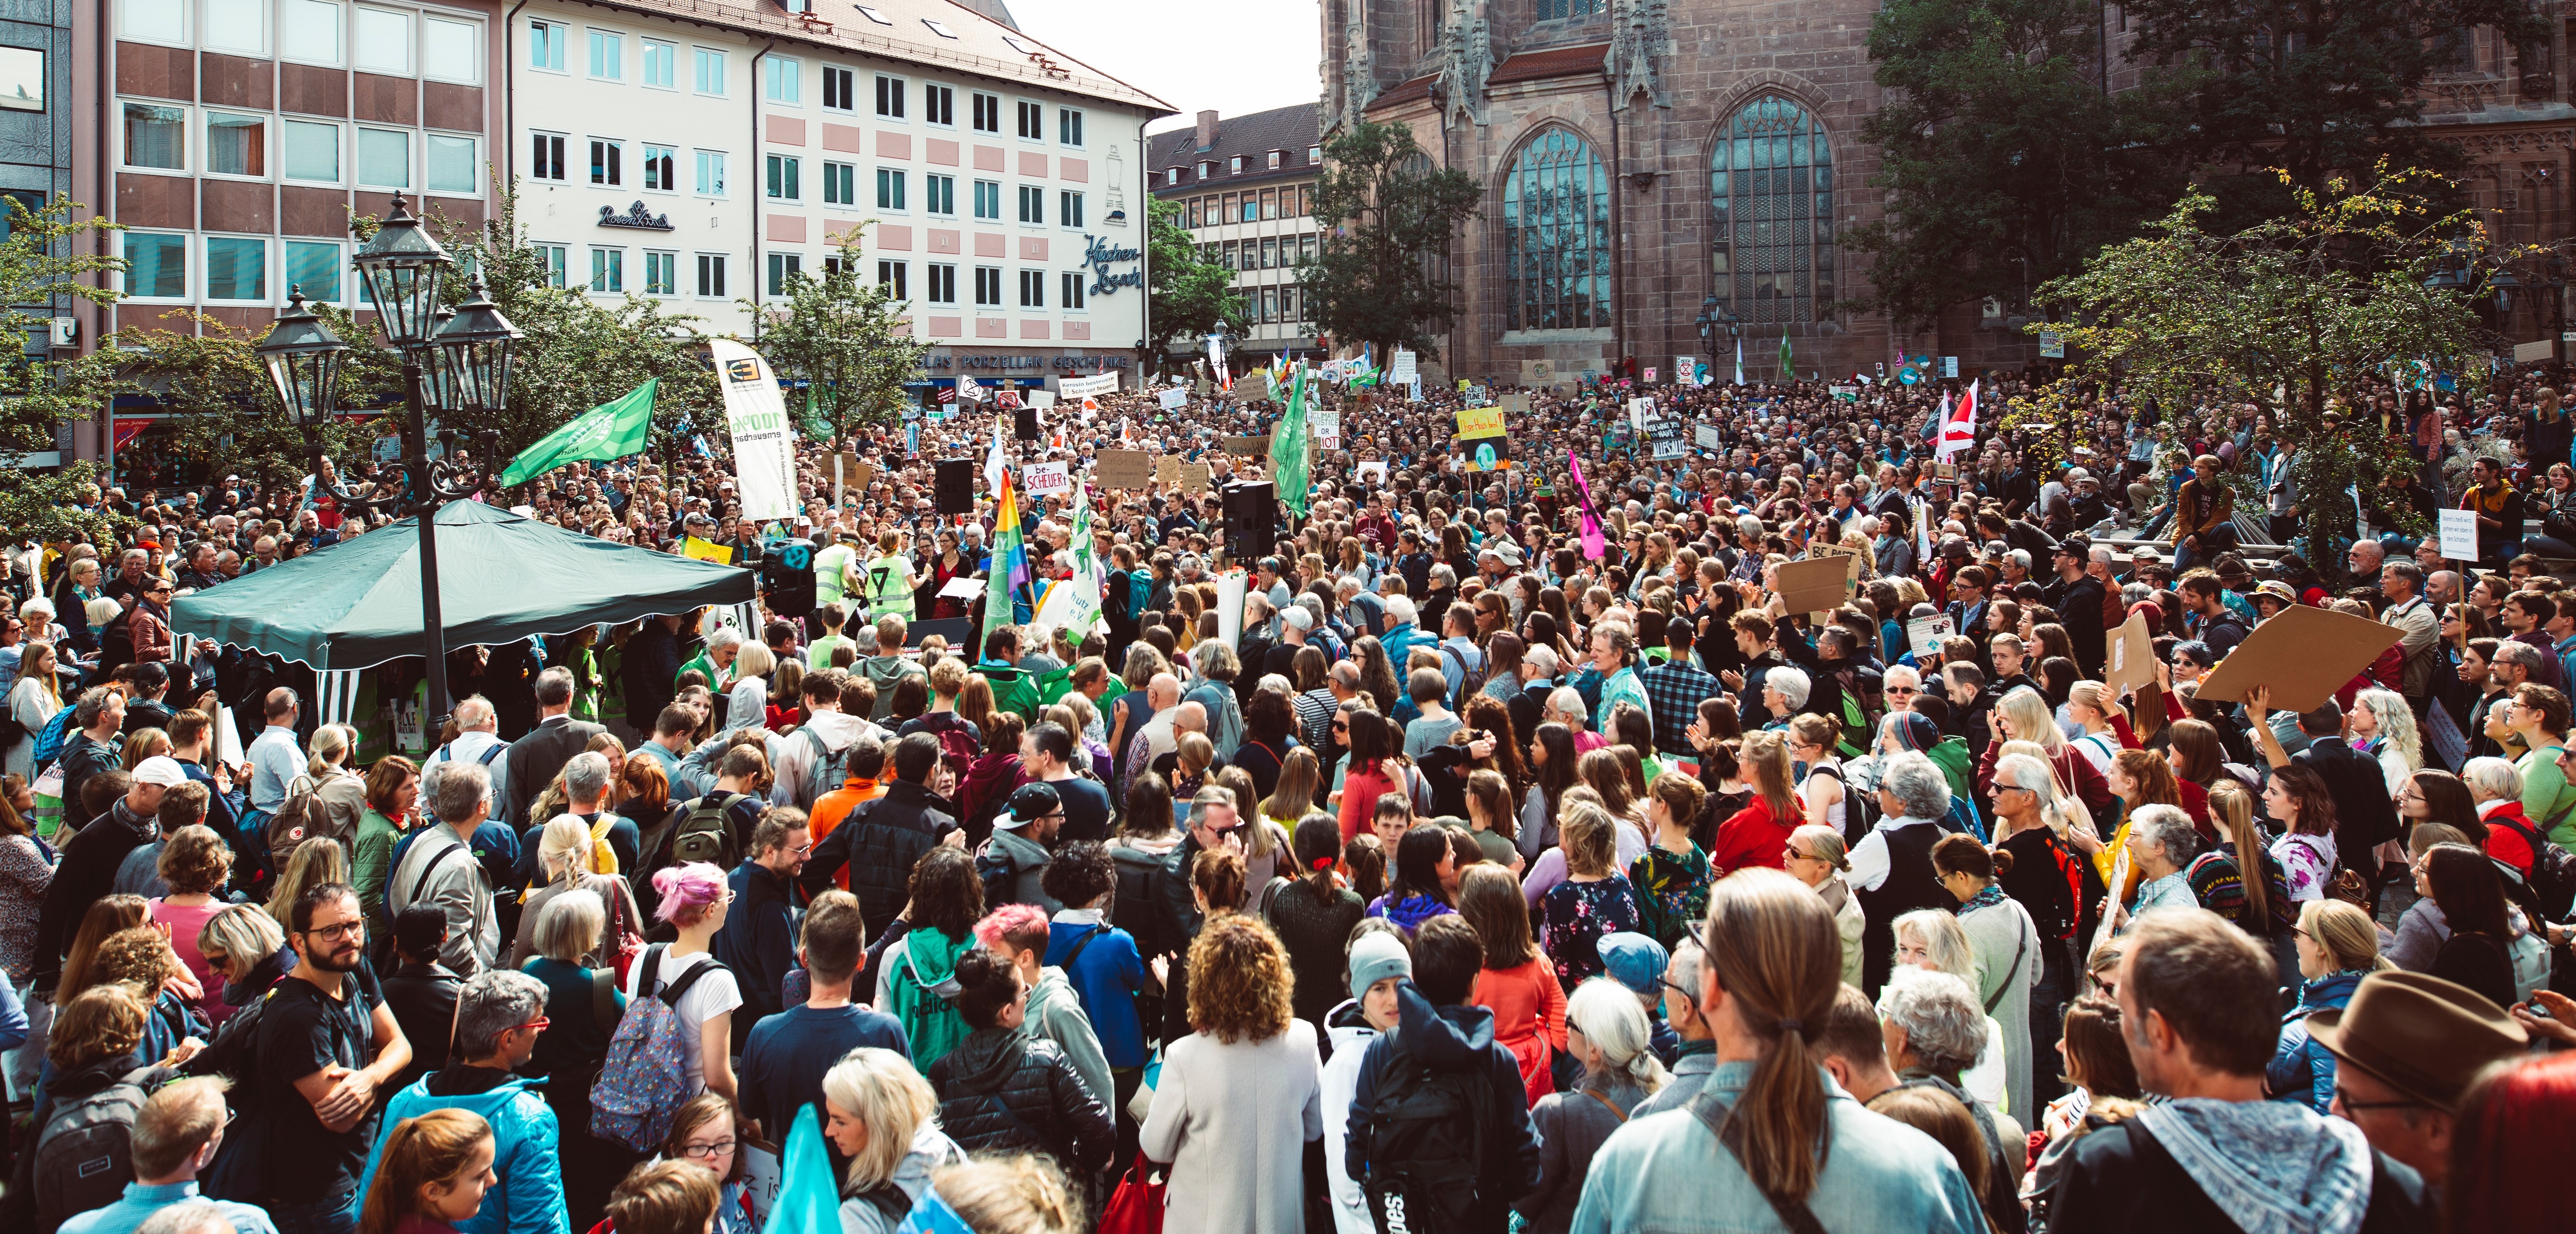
[1711,96,1835,326]
[1502,128,1610,331]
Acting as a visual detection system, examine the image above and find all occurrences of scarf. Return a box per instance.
[2136,1098,2373,1234]
[1956,883,2008,915]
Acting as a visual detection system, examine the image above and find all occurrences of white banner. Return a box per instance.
[1060,371,1120,399]
[1215,569,1246,649]
[709,339,797,520]
[1023,460,1071,496]
[1390,349,1418,383]
[1313,406,1340,449]
[1157,387,1187,411]
[1027,390,1058,410]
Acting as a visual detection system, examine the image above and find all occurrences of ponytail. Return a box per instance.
[1700,869,1841,1203]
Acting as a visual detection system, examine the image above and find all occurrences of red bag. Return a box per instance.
[1097,1153,1167,1234]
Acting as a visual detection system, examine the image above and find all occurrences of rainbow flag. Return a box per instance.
[983,428,1031,651]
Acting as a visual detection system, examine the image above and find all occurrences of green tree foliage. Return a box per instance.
[1297,121,1480,360]
[2006,165,2498,564]
[109,302,398,502]
[1147,197,1246,350]
[1848,0,2184,327]
[0,198,140,543]
[746,230,929,450]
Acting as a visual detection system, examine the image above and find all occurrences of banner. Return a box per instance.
[1390,349,1418,383]
[498,379,655,486]
[709,339,797,520]
[1157,386,1187,411]
[1060,371,1120,399]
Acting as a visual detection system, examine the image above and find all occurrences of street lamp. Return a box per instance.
[1694,296,1740,374]
[253,193,520,726]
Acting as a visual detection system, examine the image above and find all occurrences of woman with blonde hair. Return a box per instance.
[266,835,350,926]
[1890,908,2008,1117]
[1979,685,2114,822]
[1537,802,1644,988]
[356,1107,496,1234]
[509,814,644,968]
[822,1046,966,1233]
[120,728,173,768]
[1781,824,1865,988]
[1516,977,1669,1232]
[2061,681,2128,776]
[924,1156,1085,1234]
[1139,914,1323,1234]
[195,901,295,1008]
[2266,899,2388,1112]
[4,640,62,777]
[298,721,370,845]
[2347,687,2423,797]
[723,641,776,733]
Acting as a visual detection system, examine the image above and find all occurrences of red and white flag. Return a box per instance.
[1936,383,1978,460]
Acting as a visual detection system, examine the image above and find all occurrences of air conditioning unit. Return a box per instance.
[49,317,75,347]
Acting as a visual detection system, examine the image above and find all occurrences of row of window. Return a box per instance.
[121,101,478,194]
[120,230,355,303]
[1182,184,1310,229]
[525,243,1093,309]
[1163,147,1322,184]
[1204,233,1318,271]
[1247,285,1300,326]
[119,0,483,84]
[525,17,1086,147]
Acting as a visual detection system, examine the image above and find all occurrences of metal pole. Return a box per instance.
[405,353,449,725]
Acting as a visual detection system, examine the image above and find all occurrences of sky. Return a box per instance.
[1004,0,1325,131]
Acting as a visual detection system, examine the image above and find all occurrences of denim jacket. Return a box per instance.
[1569,1060,1987,1234]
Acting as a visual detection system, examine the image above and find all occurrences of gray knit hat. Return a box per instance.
[1347,930,1413,1004]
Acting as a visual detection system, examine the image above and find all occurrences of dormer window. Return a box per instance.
[1165,167,1180,186]
[1308,145,1322,164]
[1229,155,1244,173]
[1198,161,1213,178]
[1267,150,1282,170]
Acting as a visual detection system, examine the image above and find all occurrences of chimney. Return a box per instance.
[1195,110,1219,152]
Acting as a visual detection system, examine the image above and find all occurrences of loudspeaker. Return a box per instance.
[935,459,974,514]
[1015,403,1041,441]
[1224,480,1277,556]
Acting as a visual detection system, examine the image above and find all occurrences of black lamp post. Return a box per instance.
[254,194,520,723]
[1694,296,1740,380]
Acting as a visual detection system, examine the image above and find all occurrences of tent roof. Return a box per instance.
[171,500,755,671]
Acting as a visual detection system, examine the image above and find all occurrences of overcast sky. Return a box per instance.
[1008,0,1325,131]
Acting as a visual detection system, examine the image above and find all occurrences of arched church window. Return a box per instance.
[1710,96,1835,326]
[1536,0,1604,19]
[1502,127,1610,331]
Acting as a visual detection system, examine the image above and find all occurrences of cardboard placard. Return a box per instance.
[1178,462,1211,493]
[680,536,734,564]
[1500,392,1531,415]
[1695,423,1723,450]
[1906,613,1955,658]
[1238,371,1273,401]
[2439,507,2479,561]
[1224,435,1272,457]
[1809,541,1867,582]
[2191,604,2403,714]
[1096,450,1153,488]
[2103,611,2155,693]
[1520,358,1555,383]
[1772,556,1854,616]
[1154,456,1183,486]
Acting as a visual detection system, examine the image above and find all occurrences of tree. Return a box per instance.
[109,303,398,503]
[1847,0,2184,327]
[1146,197,1246,350]
[746,230,930,450]
[0,198,138,543]
[2005,165,2498,566]
[1298,120,1480,360]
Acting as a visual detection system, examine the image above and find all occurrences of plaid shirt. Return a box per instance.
[1640,657,1724,754]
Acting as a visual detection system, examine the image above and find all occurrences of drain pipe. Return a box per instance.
[503,0,528,185]
[750,38,778,341]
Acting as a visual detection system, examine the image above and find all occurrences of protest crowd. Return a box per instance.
[3,352,2576,1234]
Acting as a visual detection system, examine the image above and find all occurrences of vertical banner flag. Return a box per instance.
[1778,333,1795,379]
[1270,366,1312,516]
[983,449,1030,656]
[709,339,796,520]
[1734,337,1746,386]
[1568,450,1607,560]
[1936,382,1979,460]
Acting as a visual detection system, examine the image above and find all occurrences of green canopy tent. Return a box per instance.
[171,500,754,671]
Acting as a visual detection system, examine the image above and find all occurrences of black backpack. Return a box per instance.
[1356,1030,1492,1234]
[2493,812,2576,921]
[32,1066,171,1225]
[1109,845,1171,960]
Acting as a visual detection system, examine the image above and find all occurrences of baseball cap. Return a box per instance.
[1282,606,1313,632]
[1000,782,1062,829]
[1597,932,1669,997]
[131,756,189,788]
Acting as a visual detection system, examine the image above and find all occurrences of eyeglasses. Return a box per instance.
[2331,1088,2427,1115]
[305,920,363,942]
[1885,686,1919,697]
[679,1140,737,1158]
[513,1017,551,1034]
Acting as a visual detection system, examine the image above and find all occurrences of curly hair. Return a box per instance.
[907,845,984,942]
[156,823,234,896]
[1185,913,1293,1044]
[91,925,178,990]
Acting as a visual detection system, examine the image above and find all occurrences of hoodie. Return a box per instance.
[860,655,924,722]
[1345,984,1543,1234]
[836,1121,967,1234]
[362,1063,566,1234]
[881,926,973,1069]
[1021,965,1111,1111]
[772,709,884,810]
[1320,1000,1385,1234]
[2137,1099,2374,1234]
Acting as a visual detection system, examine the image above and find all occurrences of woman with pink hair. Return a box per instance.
[622,861,742,1100]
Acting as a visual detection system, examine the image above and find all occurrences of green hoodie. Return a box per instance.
[1925,737,1976,825]
[889,926,973,1069]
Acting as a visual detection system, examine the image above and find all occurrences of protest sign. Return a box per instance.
[1022,460,1070,496]
[1356,460,1389,484]
[936,575,983,600]
[1906,613,1954,658]
[680,536,733,564]
[1157,387,1187,411]
[1059,371,1119,399]
[2192,604,2402,714]
[1239,371,1272,401]
[1520,358,1555,383]
[1773,556,1852,616]
[1096,450,1153,488]
[2439,508,2479,561]
[1178,463,1211,493]
[1390,349,1418,383]
[1647,417,1686,460]
[2104,611,2155,693]
[1694,423,1723,450]
[1501,392,1531,414]
[1026,390,1056,410]
[1224,434,1272,457]
[1627,397,1654,430]
[1456,407,1505,439]
[1154,456,1182,487]
[708,339,796,521]
[1809,541,1866,582]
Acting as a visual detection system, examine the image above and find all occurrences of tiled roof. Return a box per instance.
[1364,75,1434,111]
[1490,42,1610,85]
[1145,101,1322,188]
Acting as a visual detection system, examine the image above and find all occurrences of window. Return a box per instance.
[767,252,801,294]
[1197,161,1212,178]
[1260,188,1275,220]
[205,236,267,301]
[1709,96,1835,326]
[427,135,475,193]
[972,180,1000,220]
[1017,185,1042,224]
[1059,108,1083,146]
[644,250,677,295]
[876,168,905,210]
[123,0,186,41]
[822,161,856,206]
[923,84,954,126]
[822,66,854,111]
[529,132,566,181]
[926,263,956,303]
[285,239,341,301]
[528,18,566,71]
[356,6,413,76]
[590,247,623,293]
[1059,190,1082,228]
[1017,269,1043,308]
[284,120,339,182]
[1061,271,1085,310]
[877,260,906,298]
[1267,150,1282,170]
[124,232,187,298]
[695,150,726,196]
[281,0,341,64]
[640,144,676,191]
[1001,34,1039,54]
[1260,236,1277,269]
[921,17,956,38]
[123,102,186,171]
[588,29,620,80]
[1016,101,1042,140]
[206,112,265,177]
[1186,199,1200,228]
[640,39,676,89]
[1535,0,1602,16]
[694,47,725,95]
[695,253,726,297]
[765,56,800,104]
[205,0,265,54]
[972,93,1000,133]
[1301,233,1317,263]
[1309,145,1321,164]
[855,4,890,22]
[424,17,478,82]
[589,138,623,186]
[1164,169,1179,188]
[766,154,799,200]
[873,74,904,118]
[1262,288,1280,322]
[1503,128,1610,330]
[924,174,955,215]
[357,127,408,187]
[534,243,566,288]
[1240,195,1256,223]
[973,265,1001,306]
[1220,240,1236,269]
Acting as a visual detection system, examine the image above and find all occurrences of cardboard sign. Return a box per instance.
[1023,460,1071,496]
[1501,392,1531,415]
[1809,541,1867,582]
[680,536,733,564]
[1059,371,1119,399]
[1627,397,1654,430]
[1096,450,1153,489]
[1520,358,1555,383]
[1239,371,1272,401]
[1155,456,1183,486]
[1906,613,1954,658]
[1694,423,1723,450]
[2439,507,2479,561]
[1390,349,1418,383]
[2192,603,2403,714]
[1224,434,1272,457]
[1773,556,1854,616]
[1456,407,1505,439]
[1178,462,1211,493]
[2104,611,2155,693]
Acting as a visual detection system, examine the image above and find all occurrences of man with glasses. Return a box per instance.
[2308,971,2529,1191]
[361,969,563,1234]
[714,809,813,1047]
[254,882,414,1234]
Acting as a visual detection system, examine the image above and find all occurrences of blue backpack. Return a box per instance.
[590,943,729,1151]
[30,704,77,770]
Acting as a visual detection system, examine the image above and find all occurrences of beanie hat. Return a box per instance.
[1347,930,1413,1005]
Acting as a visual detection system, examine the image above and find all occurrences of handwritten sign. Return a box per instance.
[1456,407,1505,439]
[1157,387,1186,411]
[1059,372,1119,399]
[1648,417,1687,460]
[1096,450,1152,488]
[1178,462,1211,493]
[1223,435,1272,457]
[1694,423,1723,451]
[680,536,733,564]
[1022,460,1070,496]
[2439,507,2479,562]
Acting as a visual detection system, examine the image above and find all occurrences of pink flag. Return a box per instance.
[1569,451,1608,560]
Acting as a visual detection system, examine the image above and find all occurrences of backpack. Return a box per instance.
[668,792,748,871]
[32,1066,170,1224]
[591,943,730,1151]
[1356,1030,1493,1234]
[266,775,333,870]
[977,839,1028,911]
[927,715,980,776]
[1437,644,1488,704]
[1109,844,1171,961]
[30,701,76,769]
[2493,812,2576,921]
[1809,763,1877,847]
[794,726,853,810]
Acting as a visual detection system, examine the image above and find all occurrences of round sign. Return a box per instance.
[1897,366,1922,386]
[1475,443,1499,471]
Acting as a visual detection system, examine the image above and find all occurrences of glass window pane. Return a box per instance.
[282,0,341,63]
[427,134,475,193]
[284,120,338,182]
[695,48,724,94]
[124,103,186,170]
[354,7,410,74]
[206,113,265,177]
[356,127,407,188]
[285,240,341,301]
[205,0,265,53]
[126,233,187,298]
[589,30,620,79]
[424,17,477,81]
[205,236,267,301]
[123,0,184,41]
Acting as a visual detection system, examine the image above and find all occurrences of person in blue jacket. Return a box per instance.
[361,970,567,1234]
[2267,900,2379,1111]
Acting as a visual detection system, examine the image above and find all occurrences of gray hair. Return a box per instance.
[533,889,606,964]
[1383,594,1418,626]
[451,969,550,1061]
[2495,640,2547,674]
[2463,755,2522,801]
[1525,644,1560,678]
[2130,803,2200,865]
[452,695,497,731]
[1186,784,1237,828]
[134,1200,233,1234]
[1991,753,2060,813]
[562,751,612,805]
[1546,685,1589,725]
[428,759,491,825]
[1875,967,1987,1076]
[1766,665,1811,709]
[1877,750,1952,822]
[534,666,577,708]
[1565,977,1669,1093]
[706,625,746,652]
[1194,639,1239,683]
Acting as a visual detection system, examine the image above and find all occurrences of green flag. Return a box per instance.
[1778,333,1794,379]
[497,379,655,487]
[1270,366,1311,518]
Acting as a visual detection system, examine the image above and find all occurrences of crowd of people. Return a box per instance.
[0,357,2573,1234]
